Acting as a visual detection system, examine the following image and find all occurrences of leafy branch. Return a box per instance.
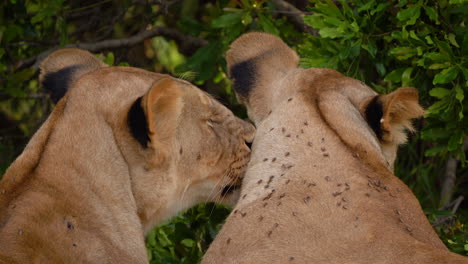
[14,27,207,71]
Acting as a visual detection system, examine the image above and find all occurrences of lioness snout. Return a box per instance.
[237,119,256,154]
[241,121,256,144]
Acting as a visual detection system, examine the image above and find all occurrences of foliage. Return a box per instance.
[146,204,230,263]
[301,0,467,162]
[1,0,467,262]
[301,0,468,254]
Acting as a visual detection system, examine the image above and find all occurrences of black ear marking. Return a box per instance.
[128,97,150,148]
[229,58,256,99]
[365,96,383,140]
[41,65,81,103]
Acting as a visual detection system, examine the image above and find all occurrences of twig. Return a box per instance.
[450,195,464,214]
[440,155,458,207]
[14,27,208,71]
[432,195,464,227]
[271,0,318,36]
[439,137,468,208]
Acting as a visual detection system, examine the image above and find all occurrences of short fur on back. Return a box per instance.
[202,33,467,264]
[0,49,255,263]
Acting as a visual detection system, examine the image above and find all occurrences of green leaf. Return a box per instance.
[448,131,463,151]
[464,244,468,252]
[435,39,454,58]
[147,229,157,247]
[304,15,326,29]
[362,41,377,57]
[370,2,390,15]
[157,229,172,247]
[102,52,115,66]
[424,52,446,62]
[257,14,279,35]
[426,100,447,114]
[424,145,446,157]
[428,62,451,70]
[390,47,416,60]
[461,67,468,83]
[421,127,451,141]
[319,27,344,38]
[423,6,440,24]
[376,63,386,77]
[425,35,434,45]
[323,16,343,27]
[429,88,451,99]
[433,66,459,84]
[357,0,375,12]
[447,33,460,48]
[241,12,252,26]
[385,68,406,83]
[401,67,413,86]
[180,239,195,248]
[396,7,421,25]
[455,85,464,118]
[455,86,464,102]
[425,208,455,216]
[211,12,243,28]
[409,30,421,41]
[147,248,152,262]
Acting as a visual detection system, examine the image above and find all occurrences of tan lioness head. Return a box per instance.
[226,32,424,171]
[0,48,255,263]
[40,49,255,230]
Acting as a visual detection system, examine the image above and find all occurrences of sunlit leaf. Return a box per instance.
[211,12,243,28]
[433,66,459,84]
[429,88,451,99]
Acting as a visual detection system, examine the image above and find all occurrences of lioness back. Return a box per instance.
[202,33,468,264]
[0,49,254,263]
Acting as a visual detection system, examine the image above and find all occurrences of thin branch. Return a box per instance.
[14,27,208,71]
[432,195,464,227]
[450,195,464,215]
[271,0,318,36]
[439,137,468,208]
[440,155,458,207]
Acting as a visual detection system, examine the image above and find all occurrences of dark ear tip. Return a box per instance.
[364,96,383,140]
[41,65,81,103]
[128,97,150,148]
[229,59,256,99]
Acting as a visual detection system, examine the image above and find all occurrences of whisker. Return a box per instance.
[204,173,225,204]
[178,179,191,212]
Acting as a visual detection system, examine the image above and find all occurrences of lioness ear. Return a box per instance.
[141,77,183,150]
[363,87,425,145]
[40,48,107,103]
[226,33,299,102]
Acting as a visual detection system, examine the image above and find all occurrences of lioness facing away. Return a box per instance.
[0,49,255,263]
[202,33,468,264]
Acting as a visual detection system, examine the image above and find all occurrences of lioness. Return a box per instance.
[0,49,255,263]
[202,33,468,263]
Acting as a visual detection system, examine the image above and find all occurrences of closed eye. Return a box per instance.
[207,116,222,125]
[207,120,215,128]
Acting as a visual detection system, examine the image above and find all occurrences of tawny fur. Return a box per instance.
[0,49,255,263]
[202,33,467,264]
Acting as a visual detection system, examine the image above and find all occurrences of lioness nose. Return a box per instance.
[241,120,255,143]
[246,141,252,149]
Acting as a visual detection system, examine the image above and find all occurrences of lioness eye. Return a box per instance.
[207,120,214,128]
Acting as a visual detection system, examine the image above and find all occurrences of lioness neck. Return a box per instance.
[235,94,445,250]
